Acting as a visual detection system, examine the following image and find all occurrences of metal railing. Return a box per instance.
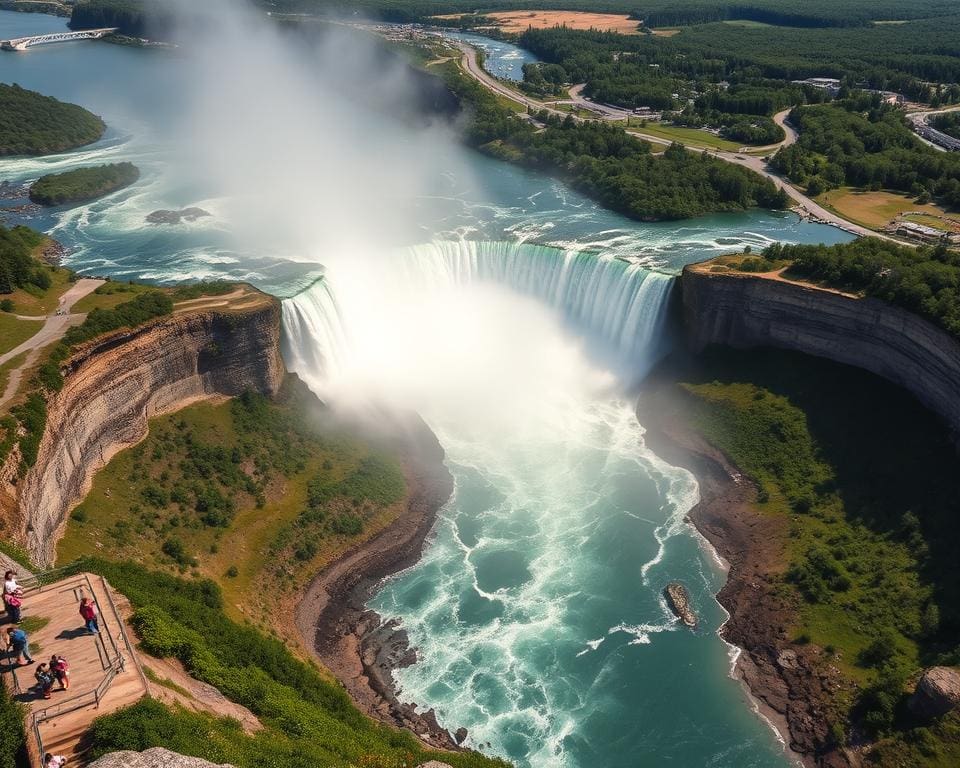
[6,566,146,766]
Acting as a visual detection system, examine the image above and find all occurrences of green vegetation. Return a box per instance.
[58,384,409,634]
[0,314,41,356]
[762,238,960,338]
[442,61,788,220]
[669,347,960,756]
[930,111,960,140]
[0,685,25,768]
[0,223,48,294]
[0,82,105,157]
[29,162,140,206]
[772,98,960,206]
[80,559,506,768]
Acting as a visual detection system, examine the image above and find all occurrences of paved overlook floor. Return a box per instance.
[1,573,148,766]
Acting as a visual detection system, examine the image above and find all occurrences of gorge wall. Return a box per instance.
[3,298,285,566]
[679,265,960,439]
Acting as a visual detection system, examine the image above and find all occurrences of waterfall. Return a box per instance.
[281,240,676,386]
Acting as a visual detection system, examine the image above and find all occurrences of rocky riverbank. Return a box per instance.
[294,408,465,750]
[637,368,851,768]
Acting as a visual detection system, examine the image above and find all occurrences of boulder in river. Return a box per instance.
[146,207,211,225]
[664,582,697,628]
[909,666,960,719]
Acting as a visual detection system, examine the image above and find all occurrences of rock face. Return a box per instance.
[680,267,960,439]
[909,666,960,719]
[89,748,233,768]
[146,207,211,225]
[664,582,697,628]
[7,299,284,565]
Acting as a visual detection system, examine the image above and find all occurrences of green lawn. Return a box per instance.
[0,314,42,356]
[5,264,73,316]
[626,121,742,151]
[72,281,157,313]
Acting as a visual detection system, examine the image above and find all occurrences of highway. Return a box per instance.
[456,41,879,239]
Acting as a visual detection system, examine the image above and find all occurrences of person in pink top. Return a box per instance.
[78,596,99,635]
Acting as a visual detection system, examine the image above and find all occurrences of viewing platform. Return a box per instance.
[1,568,149,766]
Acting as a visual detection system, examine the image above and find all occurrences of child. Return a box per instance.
[5,626,33,665]
[78,596,99,635]
[50,654,70,690]
[34,663,54,699]
[44,755,67,768]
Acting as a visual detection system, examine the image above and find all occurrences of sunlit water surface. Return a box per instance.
[0,11,851,767]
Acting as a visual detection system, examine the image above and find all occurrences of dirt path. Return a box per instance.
[0,278,103,408]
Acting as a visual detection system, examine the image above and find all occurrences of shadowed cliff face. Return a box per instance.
[8,301,284,566]
[680,267,960,441]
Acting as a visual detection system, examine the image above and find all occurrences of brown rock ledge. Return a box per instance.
[637,372,855,768]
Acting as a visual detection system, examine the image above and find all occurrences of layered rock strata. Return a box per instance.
[680,266,960,439]
[6,299,284,565]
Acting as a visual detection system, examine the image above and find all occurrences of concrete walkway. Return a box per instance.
[0,278,104,408]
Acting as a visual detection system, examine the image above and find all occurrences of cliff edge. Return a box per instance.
[2,290,285,566]
[680,263,960,440]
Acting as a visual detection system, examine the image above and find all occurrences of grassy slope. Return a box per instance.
[4,263,73,315]
[815,187,960,231]
[669,347,960,762]
[0,314,42,356]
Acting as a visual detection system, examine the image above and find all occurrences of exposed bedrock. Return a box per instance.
[7,299,284,566]
[680,266,960,439]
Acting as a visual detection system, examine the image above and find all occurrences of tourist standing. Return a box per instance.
[34,663,54,699]
[5,626,33,665]
[50,654,70,690]
[44,754,67,768]
[79,596,99,635]
[2,570,23,624]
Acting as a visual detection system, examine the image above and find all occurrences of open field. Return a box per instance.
[453,11,642,34]
[0,314,42,356]
[626,120,742,151]
[4,264,73,315]
[650,27,680,36]
[815,187,960,230]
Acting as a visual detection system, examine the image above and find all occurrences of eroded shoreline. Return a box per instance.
[293,409,464,750]
[636,376,844,768]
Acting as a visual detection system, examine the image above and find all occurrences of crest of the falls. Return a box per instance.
[281,239,677,389]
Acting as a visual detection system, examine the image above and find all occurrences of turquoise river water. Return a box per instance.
[1,10,852,767]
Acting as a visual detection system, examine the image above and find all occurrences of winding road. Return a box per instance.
[455,41,880,239]
[0,278,104,407]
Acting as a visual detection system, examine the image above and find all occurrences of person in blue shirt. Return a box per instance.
[5,626,33,665]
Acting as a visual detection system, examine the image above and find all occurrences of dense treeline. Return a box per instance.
[770,238,960,338]
[0,83,105,157]
[29,162,141,206]
[0,224,47,294]
[930,112,960,140]
[771,98,960,206]
[69,0,157,36]
[443,62,788,220]
[268,0,960,27]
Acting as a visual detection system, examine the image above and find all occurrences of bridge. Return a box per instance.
[0,27,118,51]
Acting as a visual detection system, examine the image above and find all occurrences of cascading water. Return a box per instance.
[282,240,677,385]
[281,239,790,768]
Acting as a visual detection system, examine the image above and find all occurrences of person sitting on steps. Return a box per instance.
[34,663,54,699]
[50,654,70,690]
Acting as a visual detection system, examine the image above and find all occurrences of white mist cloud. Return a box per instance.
[166,0,472,260]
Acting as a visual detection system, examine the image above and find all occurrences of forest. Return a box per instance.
[0,83,105,157]
[930,112,960,140]
[29,162,141,206]
[770,97,960,207]
[0,224,47,294]
[768,238,960,338]
[441,61,788,220]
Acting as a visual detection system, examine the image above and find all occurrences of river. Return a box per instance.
[1,10,851,768]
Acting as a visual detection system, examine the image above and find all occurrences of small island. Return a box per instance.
[146,207,211,225]
[0,83,105,157]
[29,162,140,206]
[664,582,697,628]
